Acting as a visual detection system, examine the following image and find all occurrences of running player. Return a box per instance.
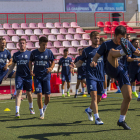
[127,39,140,99]
[74,48,86,98]
[70,31,104,125]
[0,38,16,84]
[100,37,107,99]
[57,49,72,97]
[90,25,140,130]
[5,38,35,118]
[29,37,55,119]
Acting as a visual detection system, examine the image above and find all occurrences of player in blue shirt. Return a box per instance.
[70,31,104,125]
[29,37,55,119]
[127,39,140,100]
[0,38,15,84]
[57,48,72,97]
[90,26,140,130]
[5,38,35,118]
[74,48,86,98]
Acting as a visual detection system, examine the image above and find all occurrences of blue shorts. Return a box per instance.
[61,74,71,82]
[15,76,32,91]
[105,60,130,89]
[86,79,104,96]
[0,69,15,84]
[77,74,86,80]
[34,78,51,94]
[129,72,140,83]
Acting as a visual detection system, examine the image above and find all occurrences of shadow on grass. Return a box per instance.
[18,129,122,140]
[0,117,37,122]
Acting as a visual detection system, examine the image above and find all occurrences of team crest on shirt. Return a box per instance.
[1,54,3,57]
[41,56,44,59]
[22,55,23,58]
[36,88,39,91]
[45,55,47,59]
[4,54,7,58]
[25,55,28,58]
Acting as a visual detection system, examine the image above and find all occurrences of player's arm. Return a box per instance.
[90,53,101,67]
[29,61,35,76]
[47,61,55,73]
[70,60,84,69]
[127,56,140,62]
[3,57,12,71]
[57,65,60,77]
[4,62,15,80]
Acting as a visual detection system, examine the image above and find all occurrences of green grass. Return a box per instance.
[0,93,140,140]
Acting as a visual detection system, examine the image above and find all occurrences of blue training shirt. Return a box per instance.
[74,55,86,76]
[128,48,140,74]
[97,40,136,70]
[0,49,11,72]
[59,57,72,75]
[13,50,31,79]
[80,46,104,81]
[30,49,55,81]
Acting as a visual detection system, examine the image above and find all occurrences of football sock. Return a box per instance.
[104,89,107,95]
[117,86,120,90]
[138,92,140,98]
[16,106,19,113]
[82,88,85,93]
[119,115,126,122]
[39,108,43,115]
[14,90,16,95]
[76,89,78,95]
[29,102,33,109]
[87,107,92,112]
[62,89,64,95]
[67,89,70,93]
[43,104,48,111]
[120,49,126,56]
[132,86,136,92]
[94,113,99,120]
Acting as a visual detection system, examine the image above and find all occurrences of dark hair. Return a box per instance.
[127,33,130,36]
[131,38,138,44]
[19,38,26,43]
[100,37,105,43]
[63,48,68,52]
[39,36,48,43]
[90,31,100,38]
[79,48,84,52]
[0,37,6,41]
[115,25,126,36]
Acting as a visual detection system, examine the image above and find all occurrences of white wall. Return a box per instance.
[0,0,64,13]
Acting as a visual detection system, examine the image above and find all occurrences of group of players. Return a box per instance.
[0,25,140,130]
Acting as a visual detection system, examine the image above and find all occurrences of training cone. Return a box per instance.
[4,108,11,111]
[110,83,117,90]
[82,94,87,97]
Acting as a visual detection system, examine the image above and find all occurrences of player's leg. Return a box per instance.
[43,80,51,114]
[81,78,86,95]
[115,80,121,93]
[74,79,81,98]
[102,75,107,98]
[61,74,66,97]
[66,74,71,96]
[15,90,22,118]
[131,81,138,97]
[136,73,140,101]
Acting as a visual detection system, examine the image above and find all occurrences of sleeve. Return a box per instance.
[128,41,136,53]
[97,43,106,56]
[13,54,16,63]
[58,58,62,66]
[74,57,78,63]
[49,50,55,62]
[7,50,11,60]
[70,58,72,63]
[30,51,35,61]
[80,49,87,62]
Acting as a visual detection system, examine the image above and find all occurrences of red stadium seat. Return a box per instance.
[35,42,39,48]
[54,41,63,48]
[3,23,12,29]
[29,23,38,29]
[25,29,34,35]
[21,35,30,42]
[104,27,112,34]
[43,29,51,35]
[46,22,55,29]
[71,40,81,47]
[127,27,136,33]
[59,48,65,54]
[12,23,21,29]
[21,23,29,29]
[70,22,80,28]
[7,43,16,50]
[111,27,116,34]
[34,29,43,35]
[105,21,112,27]
[60,28,68,35]
[74,34,82,40]
[47,42,53,49]
[54,22,63,28]
[68,28,76,34]
[26,42,35,49]
[16,29,25,35]
[12,36,20,42]
[80,40,89,47]
[3,36,12,43]
[112,21,119,27]
[50,48,59,55]
[62,22,71,28]
[11,50,18,57]
[38,23,46,29]
[51,29,60,34]
[76,28,85,34]
[57,34,66,41]
[120,21,128,27]
[62,41,72,48]
[7,30,16,36]
[97,21,104,28]
[66,34,75,41]
[0,30,6,36]
[30,35,39,42]
[82,34,90,40]
[69,48,78,55]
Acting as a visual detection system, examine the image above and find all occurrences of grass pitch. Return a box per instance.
[0,92,140,140]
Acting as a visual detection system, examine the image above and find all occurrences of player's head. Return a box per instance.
[126,34,131,41]
[131,38,139,48]
[39,36,48,50]
[114,25,126,45]
[19,38,26,51]
[78,48,84,55]
[100,37,105,45]
[90,31,100,45]
[0,38,6,50]
[63,48,68,57]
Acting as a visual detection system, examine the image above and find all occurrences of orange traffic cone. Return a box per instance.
[110,82,117,90]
